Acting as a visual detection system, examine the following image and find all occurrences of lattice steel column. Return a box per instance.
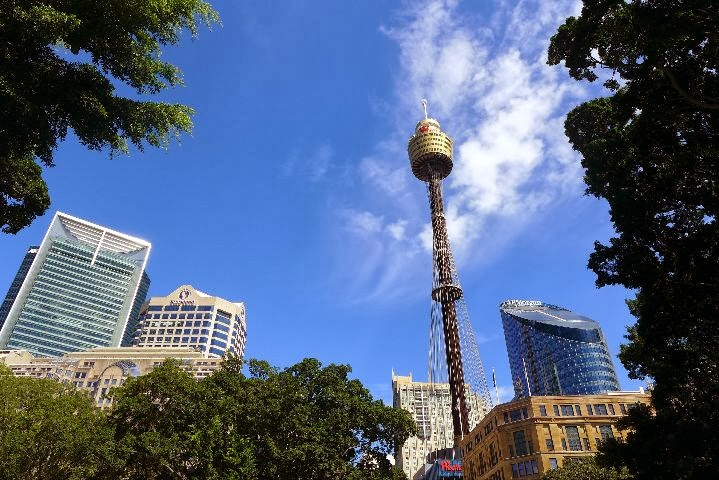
[408,101,474,441]
[429,173,470,437]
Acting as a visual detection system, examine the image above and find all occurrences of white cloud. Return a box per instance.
[340,0,588,300]
[282,143,334,182]
[387,220,408,241]
[496,384,515,403]
[342,209,384,236]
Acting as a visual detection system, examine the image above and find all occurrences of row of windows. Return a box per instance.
[143,320,211,328]
[146,328,209,336]
[502,400,633,425]
[142,336,207,344]
[147,304,213,312]
[511,459,538,478]
[145,313,214,320]
[504,407,530,423]
[507,423,616,458]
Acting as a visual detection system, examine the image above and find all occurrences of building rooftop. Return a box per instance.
[500,300,600,331]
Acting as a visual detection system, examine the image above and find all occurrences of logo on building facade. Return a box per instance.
[438,460,462,477]
[170,288,195,305]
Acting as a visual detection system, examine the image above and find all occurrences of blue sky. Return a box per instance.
[0,0,646,404]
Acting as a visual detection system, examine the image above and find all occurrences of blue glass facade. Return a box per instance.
[0,246,38,333]
[500,300,620,398]
[0,212,151,357]
[121,271,151,347]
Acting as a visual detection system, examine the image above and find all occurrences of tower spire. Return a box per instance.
[407,100,492,445]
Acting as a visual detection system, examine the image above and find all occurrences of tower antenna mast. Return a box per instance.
[408,100,492,444]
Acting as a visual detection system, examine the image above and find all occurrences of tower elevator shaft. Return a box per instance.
[428,174,470,439]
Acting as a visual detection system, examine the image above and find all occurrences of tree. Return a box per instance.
[542,457,631,480]
[0,0,219,234]
[0,369,116,480]
[548,1,718,479]
[108,359,256,480]
[109,356,416,480]
[205,356,416,480]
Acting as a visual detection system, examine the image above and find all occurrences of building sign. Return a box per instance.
[170,288,194,305]
[502,300,543,308]
[437,459,462,478]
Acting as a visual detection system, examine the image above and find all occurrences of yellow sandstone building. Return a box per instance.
[0,346,221,408]
[460,391,650,480]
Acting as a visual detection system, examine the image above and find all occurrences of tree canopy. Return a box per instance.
[542,457,631,480]
[0,0,219,234]
[0,357,415,479]
[548,1,718,479]
[0,368,116,480]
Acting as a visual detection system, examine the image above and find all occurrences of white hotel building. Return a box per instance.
[133,285,247,359]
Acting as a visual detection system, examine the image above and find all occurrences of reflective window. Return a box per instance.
[560,405,574,416]
[565,426,582,451]
[599,425,614,441]
[513,430,528,456]
[594,404,608,415]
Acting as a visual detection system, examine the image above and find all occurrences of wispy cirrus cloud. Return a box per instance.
[337,0,587,302]
[282,143,334,182]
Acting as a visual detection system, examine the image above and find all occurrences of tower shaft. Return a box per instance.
[428,175,470,438]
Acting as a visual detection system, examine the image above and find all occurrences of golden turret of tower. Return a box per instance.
[407,100,454,181]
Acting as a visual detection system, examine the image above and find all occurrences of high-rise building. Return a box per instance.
[0,246,39,332]
[460,391,650,480]
[0,212,151,357]
[393,373,489,480]
[133,284,247,359]
[500,300,620,399]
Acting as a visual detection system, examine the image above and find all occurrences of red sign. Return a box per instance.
[440,461,462,472]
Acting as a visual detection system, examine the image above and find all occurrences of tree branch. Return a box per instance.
[663,68,719,110]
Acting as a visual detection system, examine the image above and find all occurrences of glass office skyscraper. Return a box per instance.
[500,300,620,398]
[0,246,38,332]
[0,212,151,357]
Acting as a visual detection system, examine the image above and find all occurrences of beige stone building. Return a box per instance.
[133,284,246,359]
[393,373,490,479]
[0,346,221,408]
[460,391,651,480]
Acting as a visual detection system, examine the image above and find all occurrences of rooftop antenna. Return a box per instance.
[421,98,429,119]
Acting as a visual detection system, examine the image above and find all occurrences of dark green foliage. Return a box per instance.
[549,1,718,479]
[0,357,414,479]
[542,456,631,480]
[202,356,416,480]
[109,359,256,480]
[109,356,415,479]
[0,0,219,233]
[0,372,116,480]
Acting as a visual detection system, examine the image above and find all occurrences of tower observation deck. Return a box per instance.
[408,101,492,444]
